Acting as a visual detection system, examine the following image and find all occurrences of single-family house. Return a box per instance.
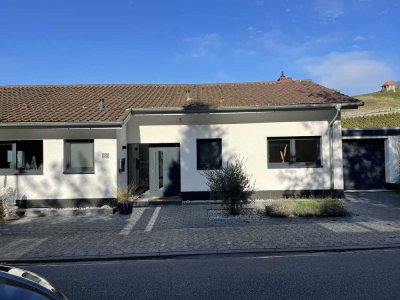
[0,76,398,208]
[381,81,396,92]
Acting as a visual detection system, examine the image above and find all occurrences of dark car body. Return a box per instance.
[0,265,67,299]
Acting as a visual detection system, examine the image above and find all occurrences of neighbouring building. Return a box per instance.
[381,81,396,92]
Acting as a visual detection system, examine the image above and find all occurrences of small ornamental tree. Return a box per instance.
[202,157,256,215]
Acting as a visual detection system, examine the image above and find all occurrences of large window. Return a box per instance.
[64,140,94,174]
[197,139,222,170]
[267,137,321,168]
[0,141,43,174]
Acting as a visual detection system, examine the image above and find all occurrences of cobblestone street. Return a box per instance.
[1,192,399,261]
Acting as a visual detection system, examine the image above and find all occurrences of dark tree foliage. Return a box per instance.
[202,157,255,215]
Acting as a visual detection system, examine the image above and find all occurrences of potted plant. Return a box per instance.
[115,183,138,214]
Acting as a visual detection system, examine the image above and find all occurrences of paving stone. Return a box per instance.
[0,192,399,261]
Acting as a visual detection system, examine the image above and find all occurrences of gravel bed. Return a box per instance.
[208,208,265,224]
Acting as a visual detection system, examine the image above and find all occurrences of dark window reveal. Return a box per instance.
[197,139,222,170]
[64,140,94,174]
[267,137,321,168]
[0,141,43,174]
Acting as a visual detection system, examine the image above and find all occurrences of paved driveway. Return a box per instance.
[0,191,399,261]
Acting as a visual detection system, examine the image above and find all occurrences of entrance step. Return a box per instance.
[133,197,182,207]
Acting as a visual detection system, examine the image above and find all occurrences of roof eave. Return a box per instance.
[131,101,363,115]
[0,121,123,129]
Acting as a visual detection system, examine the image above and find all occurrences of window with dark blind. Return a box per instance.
[197,139,222,170]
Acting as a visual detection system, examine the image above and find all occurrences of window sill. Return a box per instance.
[0,170,43,175]
[63,170,95,175]
[268,163,323,169]
[197,167,222,171]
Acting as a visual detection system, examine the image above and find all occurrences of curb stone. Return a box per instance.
[2,243,400,265]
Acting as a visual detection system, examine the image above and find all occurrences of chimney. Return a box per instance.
[277,71,293,82]
[98,98,105,111]
[185,89,192,101]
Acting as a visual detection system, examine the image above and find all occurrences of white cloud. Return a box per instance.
[353,35,374,42]
[255,30,337,58]
[233,49,257,56]
[313,0,345,23]
[181,33,222,58]
[299,51,395,95]
[353,35,366,41]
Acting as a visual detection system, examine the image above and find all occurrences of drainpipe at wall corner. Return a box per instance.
[328,104,342,193]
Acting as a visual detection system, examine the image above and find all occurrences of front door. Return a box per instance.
[149,145,180,197]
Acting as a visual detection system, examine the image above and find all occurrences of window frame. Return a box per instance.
[196,138,222,170]
[64,140,95,174]
[0,141,43,175]
[267,136,322,169]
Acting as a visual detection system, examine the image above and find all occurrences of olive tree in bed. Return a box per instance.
[202,157,256,215]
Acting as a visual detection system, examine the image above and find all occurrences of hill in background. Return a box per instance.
[343,90,400,118]
[342,90,400,129]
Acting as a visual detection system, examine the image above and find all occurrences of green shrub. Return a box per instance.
[265,198,350,218]
[319,198,349,216]
[265,200,294,218]
[202,157,255,215]
[294,200,320,217]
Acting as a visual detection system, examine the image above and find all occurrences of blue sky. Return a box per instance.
[0,0,399,95]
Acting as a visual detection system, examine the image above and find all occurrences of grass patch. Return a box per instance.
[342,113,400,128]
[265,198,350,218]
[352,91,400,114]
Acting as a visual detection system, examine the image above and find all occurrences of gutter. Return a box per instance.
[131,102,363,115]
[328,104,342,191]
[0,121,123,129]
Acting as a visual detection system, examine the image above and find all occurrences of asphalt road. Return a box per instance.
[20,249,400,300]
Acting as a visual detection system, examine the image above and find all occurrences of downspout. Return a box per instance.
[328,104,342,192]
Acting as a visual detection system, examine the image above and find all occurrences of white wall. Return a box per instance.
[127,110,342,192]
[0,128,118,201]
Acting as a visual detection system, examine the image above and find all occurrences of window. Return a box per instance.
[0,141,43,174]
[197,139,222,170]
[267,137,321,168]
[64,140,94,174]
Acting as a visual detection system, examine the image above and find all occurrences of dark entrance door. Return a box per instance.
[149,145,180,197]
[342,139,386,190]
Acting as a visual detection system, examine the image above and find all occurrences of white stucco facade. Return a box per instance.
[0,128,118,203]
[126,109,344,193]
[1,109,397,206]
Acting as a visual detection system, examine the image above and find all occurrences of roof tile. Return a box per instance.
[0,80,361,123]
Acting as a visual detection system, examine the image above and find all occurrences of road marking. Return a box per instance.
[145,207,161,232]
[119,208,146,235]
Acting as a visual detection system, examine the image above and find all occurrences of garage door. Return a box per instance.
[342,139,386,190]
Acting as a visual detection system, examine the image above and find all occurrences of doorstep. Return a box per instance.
[133,196,182,207]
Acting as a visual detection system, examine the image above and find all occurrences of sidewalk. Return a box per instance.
[1,192,399,262]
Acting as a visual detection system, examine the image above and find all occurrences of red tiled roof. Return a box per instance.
[382,81,395,87]
[0,80,361,123]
